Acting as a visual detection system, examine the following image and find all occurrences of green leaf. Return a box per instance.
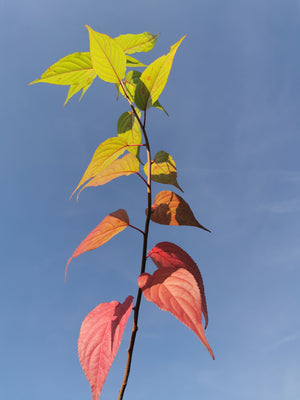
[144,151,183,191]
[126,55,146,67]
[77,153,140,198]
[71,137,128,198]
[117,109,142,160]
[114,32,159,54]
[134,36,186,110]
[86,25,126,83]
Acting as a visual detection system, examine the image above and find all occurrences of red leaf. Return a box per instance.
[149,191,210,232]
[65,209,129,279]
[78,296,134,400]
[148,242,209,329]
[138,268,214,359]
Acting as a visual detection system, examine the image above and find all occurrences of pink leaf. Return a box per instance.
[148,242,209,329]
[138,268,214,359]
[78,296,134,400]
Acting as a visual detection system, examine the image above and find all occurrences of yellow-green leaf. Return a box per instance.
[86,25,126,83]
[144,151,183,191]
[119,70,167,114]
[71,137,128,198]
[29,52,96,86]
[29,52,97,105]
[126,55,146,67]
[114,32,159,54]
[77,153,140,198]
[135,36,186,110]
[117,109,142,159]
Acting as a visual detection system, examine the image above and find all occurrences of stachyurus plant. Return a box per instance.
[30,27,215,400]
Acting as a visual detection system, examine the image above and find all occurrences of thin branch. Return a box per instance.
[128,224,145,236]
[118,82,152,400]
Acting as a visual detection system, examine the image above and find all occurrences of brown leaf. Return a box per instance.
[149,191,210,232]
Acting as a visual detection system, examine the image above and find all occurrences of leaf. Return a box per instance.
[126,55,146,67]
[148,242,208,328]
[77,153,140,199]
[78,296,133,400]
[117,109,142,159]
[149,191,211,231]
[134,36,185,110]
[71,137,128,198]
[29,52,97,105]
[138,268,214,359]
[86,25,126,83]
[114,32,159,54]
[29,52,96,86]
[119,70,167,114]
[144,151,183,191]
[65,209,129,278]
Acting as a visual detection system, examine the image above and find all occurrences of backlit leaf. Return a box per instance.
[78,296,133,400]
[65,209,129,278]
[126,55,146,67]
[148,242,208,328]
[29,52,96,86]
[29,52,97,105]
[117,109,142,159]
[134,36,185,110]
[114,32,159,54]
[71,137,128,198]
[119,70,167,114]
[149,191,210,231]
[86,26,126,83]
[77,153,140,198]
[138,268,214,359]
[144,151,183,191]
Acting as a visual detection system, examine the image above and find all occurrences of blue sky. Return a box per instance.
[1,0,300,399]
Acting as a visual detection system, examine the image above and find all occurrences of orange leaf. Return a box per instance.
[65,209,129,279]
[78,296,133,400]
[138,268,214,359]
[148,242,208,329]
[149,191,210,231]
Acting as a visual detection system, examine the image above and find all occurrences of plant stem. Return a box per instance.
[118,82,152,400]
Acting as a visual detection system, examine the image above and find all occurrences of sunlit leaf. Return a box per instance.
[77,153,140,198]
[126,55,146,67]
[117,109,142,159]
[138,267,214,359]
[64,76,95,106]
[135,36,185,110]
[71,137,128,198]
[29,52,97,105]
[29,52,96,86]
[148,242,208,328]
[144,151,183,191]
[78,296,133,400]
[119,70,167,114]
[65,209,129,278]
[86,25,126,83]
[149,191,210,231]
[114,32,159,54]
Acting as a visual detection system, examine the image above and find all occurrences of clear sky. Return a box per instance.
[1,1,300,399]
